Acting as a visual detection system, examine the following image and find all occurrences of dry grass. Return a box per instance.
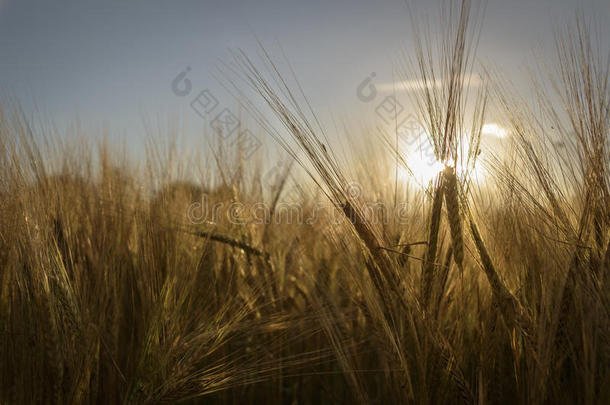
[0,1,609,404]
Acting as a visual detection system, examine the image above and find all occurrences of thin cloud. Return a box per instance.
[376,73,483,92]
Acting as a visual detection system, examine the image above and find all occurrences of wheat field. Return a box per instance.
[0,1,609,404]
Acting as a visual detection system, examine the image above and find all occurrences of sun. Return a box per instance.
[481,123,507,138]
[398,153,445,186]
[396,129,490,187]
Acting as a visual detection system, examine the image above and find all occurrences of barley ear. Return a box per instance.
[468,216,533,343]
[443,166,464,271]
[422,173,444,309]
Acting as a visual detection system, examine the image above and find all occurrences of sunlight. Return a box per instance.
[398,153,445,185]
[482,123,507,138]
[398,155,488,188]
[397,131,488,187]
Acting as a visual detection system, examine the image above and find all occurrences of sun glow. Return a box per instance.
[398,155,487,189]
[482,123,507,138]
[398,153,445,185]
[396,130,489,187]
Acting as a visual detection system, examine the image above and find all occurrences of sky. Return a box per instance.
[0,0,608,167]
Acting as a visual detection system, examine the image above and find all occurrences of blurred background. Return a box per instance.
[0,0,608,158]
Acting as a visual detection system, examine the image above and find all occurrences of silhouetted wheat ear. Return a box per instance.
[422,173,444,309]
[435,245,453,315]
[469,216,534,344]
[443,166,464,271]
[341,200,406,311]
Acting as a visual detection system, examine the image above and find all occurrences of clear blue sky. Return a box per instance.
[0,0,608,151]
